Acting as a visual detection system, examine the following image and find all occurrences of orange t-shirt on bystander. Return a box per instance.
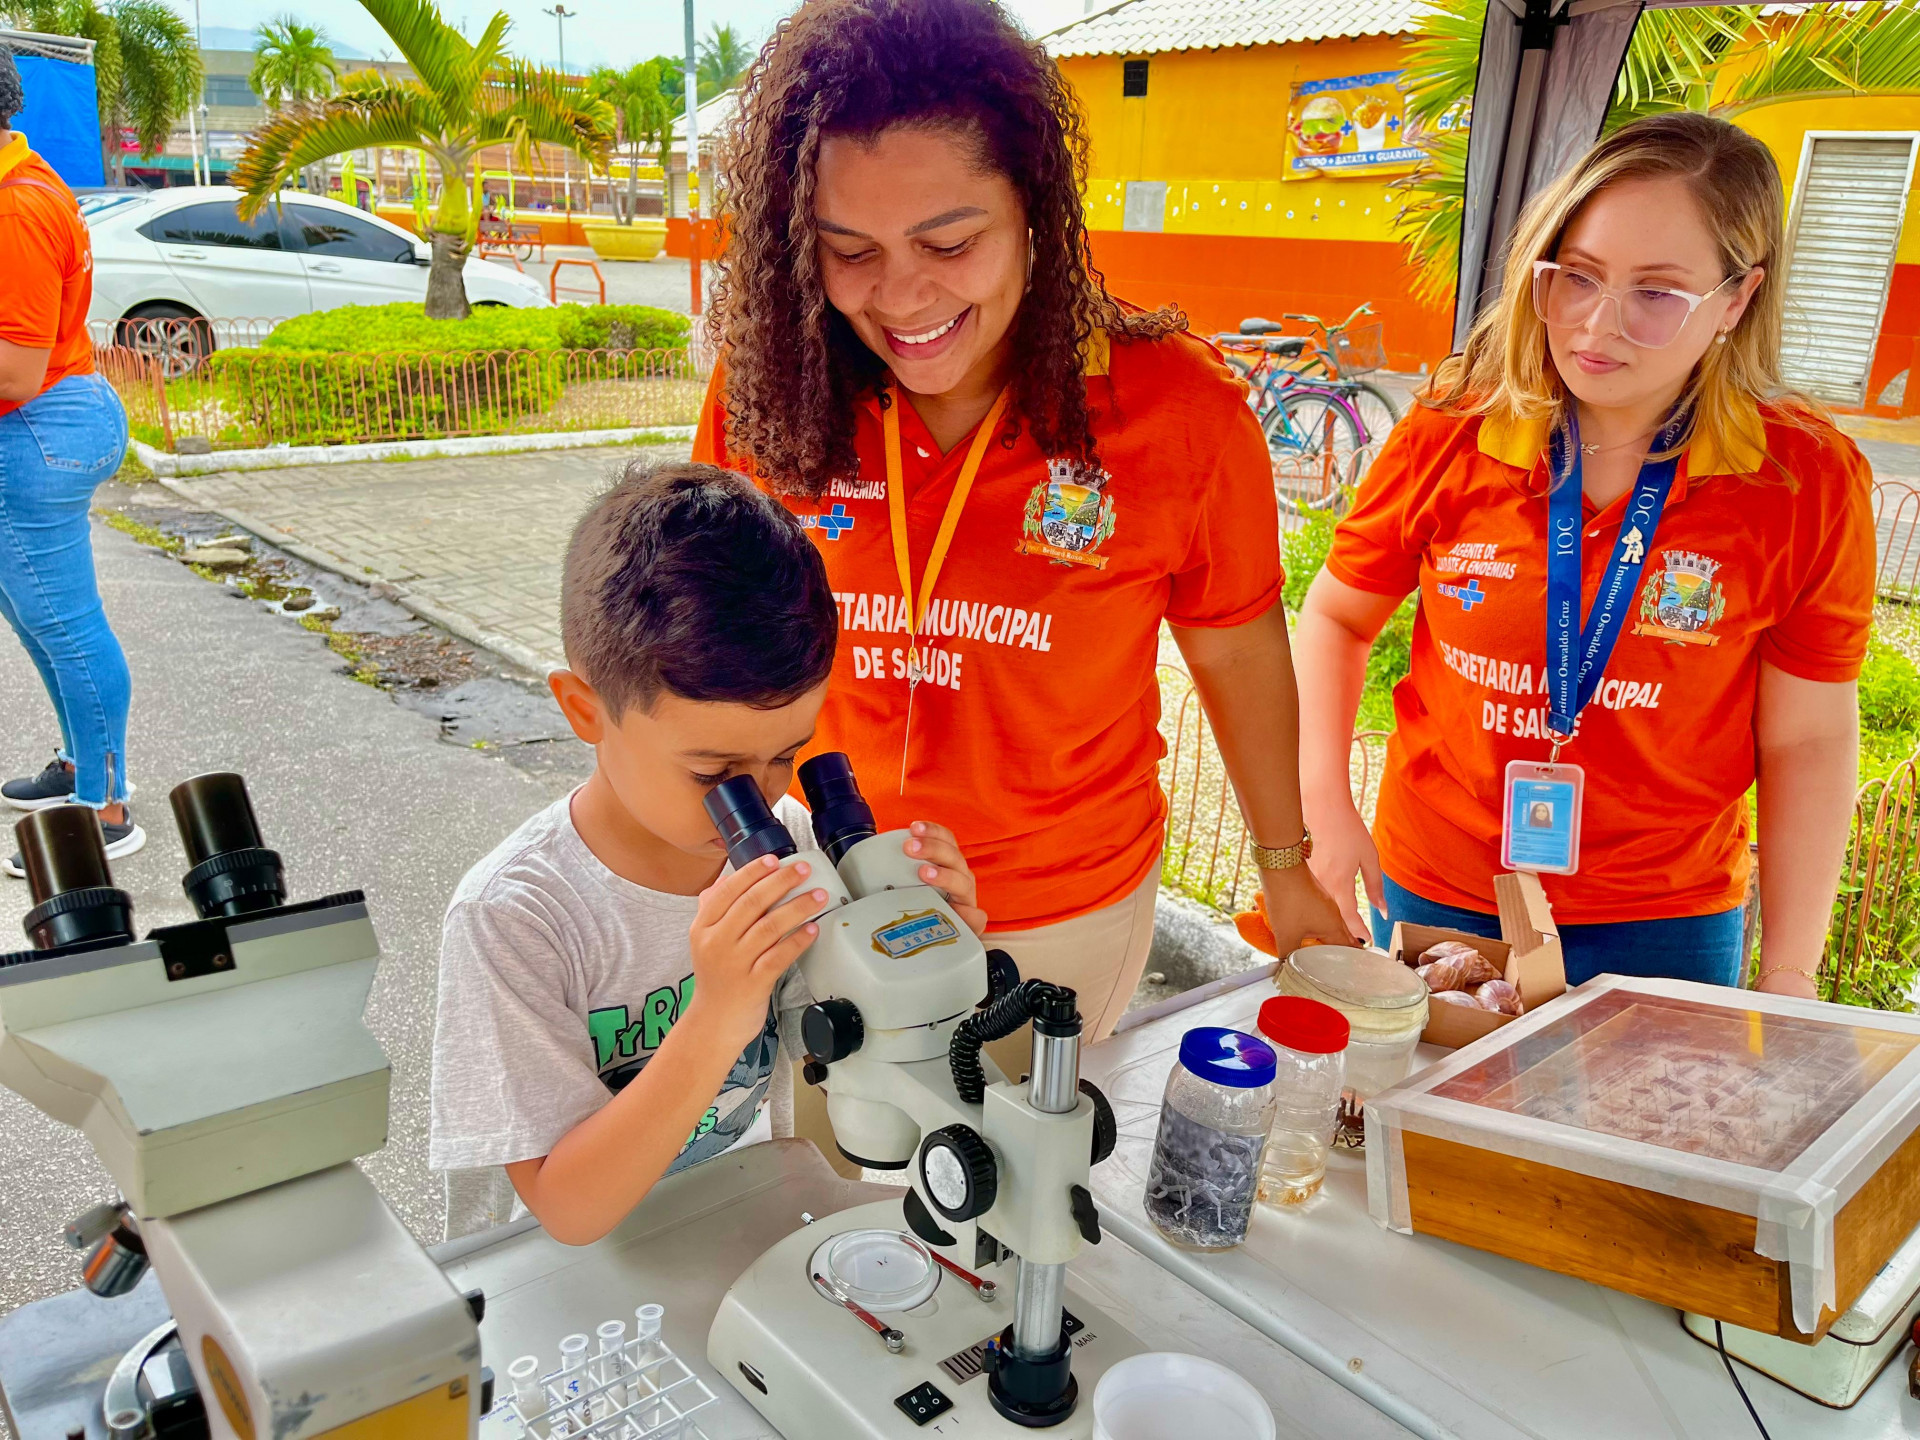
[695,331,1283,930]
[1328,399,1876,925]
[0,132,96,417]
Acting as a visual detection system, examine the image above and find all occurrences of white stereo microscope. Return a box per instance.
[0,775,480,1440]
[703,755,1143,1438]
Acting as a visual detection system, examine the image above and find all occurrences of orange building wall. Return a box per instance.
[1060,37,1456,373]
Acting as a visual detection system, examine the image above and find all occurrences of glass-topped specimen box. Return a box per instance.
[1365,976,1920,1341]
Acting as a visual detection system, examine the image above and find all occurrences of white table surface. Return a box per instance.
[435,1138,1412,1440]
[1083,982,1920,1440]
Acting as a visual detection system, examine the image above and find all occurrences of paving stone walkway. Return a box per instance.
[169,444,686,674]
[168,422,1920,682]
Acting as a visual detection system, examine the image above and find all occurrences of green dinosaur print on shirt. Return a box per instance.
[588,973,698,1070]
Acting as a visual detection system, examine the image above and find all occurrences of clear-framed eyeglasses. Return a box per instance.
[1531,260,1745,350]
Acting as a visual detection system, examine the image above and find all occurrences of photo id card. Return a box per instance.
[1502,760,1584,876]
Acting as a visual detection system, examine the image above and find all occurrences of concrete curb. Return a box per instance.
[132,425,696,478]
[156,476,564,680]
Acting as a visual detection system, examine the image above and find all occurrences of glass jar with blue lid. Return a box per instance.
[1143,1026,1279,1250]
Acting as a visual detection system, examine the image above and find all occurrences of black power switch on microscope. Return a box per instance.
[894,1380,954,1426]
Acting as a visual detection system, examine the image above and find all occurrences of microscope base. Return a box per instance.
[709,1199,1142,1440]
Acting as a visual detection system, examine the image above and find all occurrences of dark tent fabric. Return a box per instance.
[15,54,103,187]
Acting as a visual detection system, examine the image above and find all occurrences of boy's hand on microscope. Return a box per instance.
[688,855,827,1047]
[905,821,988,936]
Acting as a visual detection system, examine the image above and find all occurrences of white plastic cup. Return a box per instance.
[1091,1353,1275,1440]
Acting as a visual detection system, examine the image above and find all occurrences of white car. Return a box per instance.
[85,186,549,366]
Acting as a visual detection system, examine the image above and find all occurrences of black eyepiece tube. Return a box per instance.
[797,752,876,864]
[15,808,134,951]
[169,773,287,918]
[703,776,797,869]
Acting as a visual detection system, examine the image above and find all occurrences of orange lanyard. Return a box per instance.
[882,381,1009,684]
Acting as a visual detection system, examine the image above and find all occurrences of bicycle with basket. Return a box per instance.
[1214,304,1402,516]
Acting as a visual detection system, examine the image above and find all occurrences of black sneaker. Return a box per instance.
[3,756,74,811]
[4,806,147,878]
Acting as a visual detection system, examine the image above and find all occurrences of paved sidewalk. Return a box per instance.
[171,418,1920,687]
[170,444,687,674]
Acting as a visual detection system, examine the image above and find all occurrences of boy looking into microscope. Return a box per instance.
[429,461,984,1243]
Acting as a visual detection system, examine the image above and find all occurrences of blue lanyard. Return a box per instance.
[1544,413,1685,749]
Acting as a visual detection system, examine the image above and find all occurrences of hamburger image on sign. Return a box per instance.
[1294,94,1347,156]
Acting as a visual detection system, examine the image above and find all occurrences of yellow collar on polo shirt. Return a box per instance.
[0,133,29,182]
[1477,394,1767,480]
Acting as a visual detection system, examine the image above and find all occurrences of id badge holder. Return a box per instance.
[1502,760,1584,875]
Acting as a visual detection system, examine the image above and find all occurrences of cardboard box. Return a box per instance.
[1390,872,1567,1048]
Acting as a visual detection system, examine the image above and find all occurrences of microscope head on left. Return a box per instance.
[0,775,481,1440]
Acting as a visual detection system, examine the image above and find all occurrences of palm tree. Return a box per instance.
[231,0,613,320]
[1393,0,1920,305]
[589,59,674,224]
[250,16,342,105]
[250,17,342,198]
[5,0,201,185]
[695,22,750,102]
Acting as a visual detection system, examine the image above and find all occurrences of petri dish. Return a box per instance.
[808,1228,940,1312]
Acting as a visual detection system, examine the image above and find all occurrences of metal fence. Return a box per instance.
[1828,754,1920,1009]
[1874,480,1920,601]
[1156,661,1389,919]
[1273,444,1380,534]
[93,316,708,452]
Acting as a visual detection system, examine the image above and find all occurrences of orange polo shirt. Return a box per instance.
[1329,399,1876,924]
[0,133,96,416]
[695,329,1283,929]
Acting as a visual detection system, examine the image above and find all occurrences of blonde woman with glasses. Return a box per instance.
[1294,112,1874,998]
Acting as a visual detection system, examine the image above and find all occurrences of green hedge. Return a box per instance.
[202,302,694,445]
[261,302,689,355]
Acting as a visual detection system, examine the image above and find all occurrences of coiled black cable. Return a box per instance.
[950,978,1076,1104]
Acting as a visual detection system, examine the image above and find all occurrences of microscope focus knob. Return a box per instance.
[919,1125,997,1222]
[801,998,865,1063]
[1082,1079,1117,1165]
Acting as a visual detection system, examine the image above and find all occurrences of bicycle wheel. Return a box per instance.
[1348,380,1402,447]
[1264,390,1364,515]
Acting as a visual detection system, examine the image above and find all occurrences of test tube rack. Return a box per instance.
[505,1334,717,1440]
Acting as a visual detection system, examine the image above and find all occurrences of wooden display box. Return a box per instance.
[1390,872,1566,1048]
[1368,980,1920,1343]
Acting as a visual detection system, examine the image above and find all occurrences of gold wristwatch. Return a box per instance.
[1251,831,1313,872]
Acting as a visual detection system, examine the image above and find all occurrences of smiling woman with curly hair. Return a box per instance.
[695,0,1350,1048]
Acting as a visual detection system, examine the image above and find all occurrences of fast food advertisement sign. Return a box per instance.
[1286,70,1423,178]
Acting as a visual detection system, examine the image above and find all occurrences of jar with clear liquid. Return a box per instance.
[1254,995,1349,1206]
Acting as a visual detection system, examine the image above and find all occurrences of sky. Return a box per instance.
[174,0,1092,72]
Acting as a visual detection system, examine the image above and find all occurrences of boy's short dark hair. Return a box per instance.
[561,460,837,715]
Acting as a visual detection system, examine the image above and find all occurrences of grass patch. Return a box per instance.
[99,510,183,553]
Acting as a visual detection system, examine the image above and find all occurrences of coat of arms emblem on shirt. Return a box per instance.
[1631,550,1726,646]
[1017,459,1116,569]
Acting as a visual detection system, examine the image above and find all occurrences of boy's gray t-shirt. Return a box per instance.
[430,791,815,1237]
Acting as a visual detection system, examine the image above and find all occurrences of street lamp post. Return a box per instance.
[191,0,206,185]
[544,4,575,212]
[684,0,700,316]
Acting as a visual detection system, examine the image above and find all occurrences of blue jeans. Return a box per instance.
[1370,874,1747,988]
[0,374,132,808]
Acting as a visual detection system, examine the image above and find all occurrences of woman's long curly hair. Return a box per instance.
[708,0,1182,496]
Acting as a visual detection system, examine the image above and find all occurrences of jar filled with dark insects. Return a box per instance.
[1144,1027,1278,1250]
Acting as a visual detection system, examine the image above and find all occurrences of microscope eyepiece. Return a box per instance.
[15,807,134,951]
[796,753,876,864]
[169,773,286,918]
[703,776,798,869]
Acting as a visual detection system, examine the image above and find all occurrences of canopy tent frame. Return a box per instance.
[1456,0,1737,350]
